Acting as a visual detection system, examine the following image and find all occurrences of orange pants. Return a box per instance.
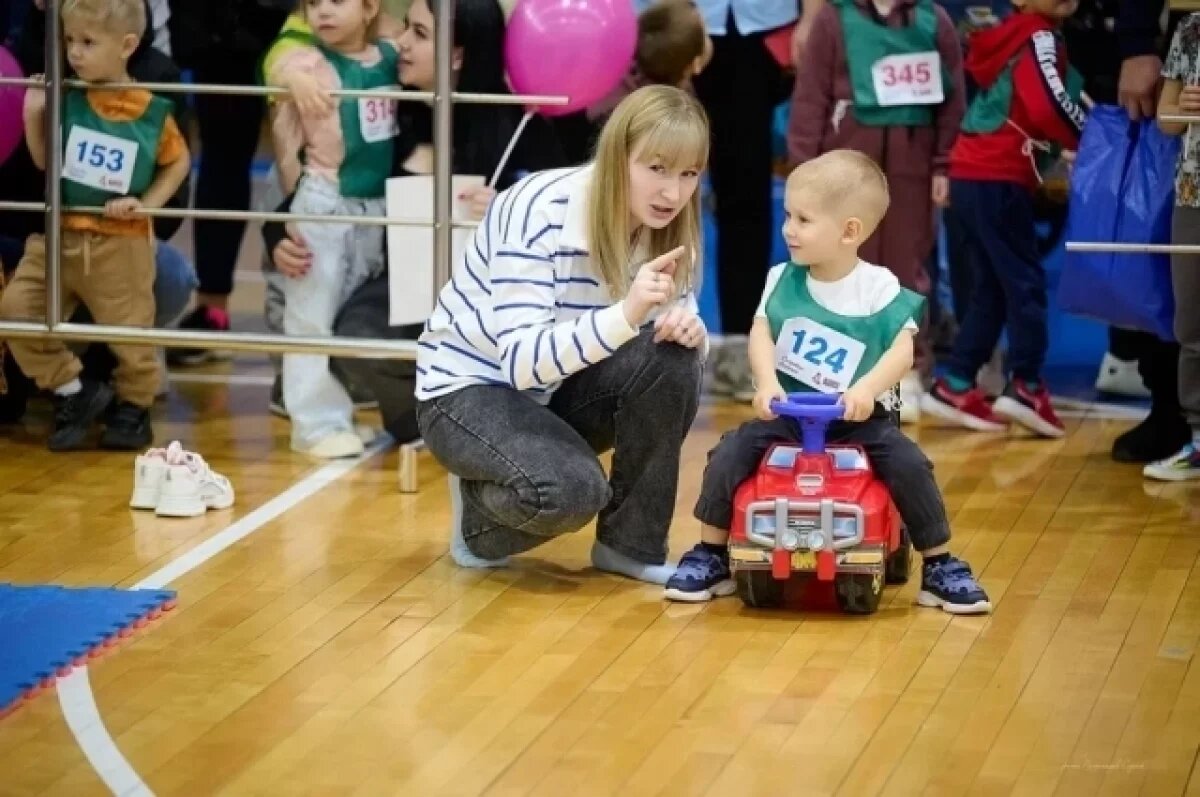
[0,232,158,407]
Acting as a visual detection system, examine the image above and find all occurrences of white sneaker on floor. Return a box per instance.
[156,446,236,518]
[130,441,235,516]
[898,371,923,425]
[130,446,171,510]
[298,431,364,459]
[1095,352,1151,398]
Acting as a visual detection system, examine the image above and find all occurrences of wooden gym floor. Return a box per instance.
[1,356,1199,796]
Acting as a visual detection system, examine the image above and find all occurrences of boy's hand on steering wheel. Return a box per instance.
[838,385,874,422]
[752,382,787,422]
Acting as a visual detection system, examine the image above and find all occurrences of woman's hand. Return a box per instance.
[273,224,312,278]
[621,246,685,327]
[653,305,706,349]
[458,185,496,222]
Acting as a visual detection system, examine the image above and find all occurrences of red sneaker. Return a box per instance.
[921,378,1008,432]
[993,381,1064,438]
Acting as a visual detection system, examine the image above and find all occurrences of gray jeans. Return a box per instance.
[1173,206,1200,431]
[416,328,703,564]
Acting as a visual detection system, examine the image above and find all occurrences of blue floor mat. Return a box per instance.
[0,583,176,718]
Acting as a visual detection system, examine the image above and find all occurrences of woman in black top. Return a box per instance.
[261,0,565,442]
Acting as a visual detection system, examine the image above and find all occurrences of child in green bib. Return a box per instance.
[665,150,990,614]
[266,0,402,459]
[787,0,966,426]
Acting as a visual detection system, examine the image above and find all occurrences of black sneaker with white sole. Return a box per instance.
[48,379,114,451]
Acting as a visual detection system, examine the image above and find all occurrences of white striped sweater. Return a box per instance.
[415,165,699,403]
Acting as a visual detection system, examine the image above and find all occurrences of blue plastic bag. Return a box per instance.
[1060,105,1178,341]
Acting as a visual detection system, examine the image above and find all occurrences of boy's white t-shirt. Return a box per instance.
[754,260,918,333]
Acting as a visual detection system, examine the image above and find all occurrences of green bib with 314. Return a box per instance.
[328,40,400,198]
[765,264,924,395]
[61,90,169,207]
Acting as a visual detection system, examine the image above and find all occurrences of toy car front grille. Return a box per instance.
[743,498,866,552]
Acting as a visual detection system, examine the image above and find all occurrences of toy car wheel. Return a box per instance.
[886,526,912,585]
[735,570,786,608]
[834,572,883,615]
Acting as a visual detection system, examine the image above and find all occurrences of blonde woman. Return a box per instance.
[416,85,709,583]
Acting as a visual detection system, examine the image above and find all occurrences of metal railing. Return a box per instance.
[0,0,566,491]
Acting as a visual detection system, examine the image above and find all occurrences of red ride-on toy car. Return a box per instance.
[728,393,911,614]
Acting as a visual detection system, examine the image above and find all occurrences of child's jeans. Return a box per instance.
[694,407,952,553]
[1173,206,1200,432]
[283,175,383,449]
[943,179,1047,384]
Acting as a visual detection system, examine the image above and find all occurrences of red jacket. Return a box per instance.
[949,13,1087,189]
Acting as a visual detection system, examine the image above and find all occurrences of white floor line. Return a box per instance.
[55,437,392,797]
[166,373,275,387]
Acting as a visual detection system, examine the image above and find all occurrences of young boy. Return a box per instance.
[787,0,967,425]
[922,0,1085,438]
[664,150,991,615]
[0,0,190,451]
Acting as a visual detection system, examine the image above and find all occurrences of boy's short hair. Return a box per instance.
[635,0,707,85]
[61,0,146,38]
[787,150,890,235]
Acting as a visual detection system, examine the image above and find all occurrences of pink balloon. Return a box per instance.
[0,46,25,169]
[505,0,637,117]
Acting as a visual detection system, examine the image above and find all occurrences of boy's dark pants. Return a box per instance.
[695,408,952,552]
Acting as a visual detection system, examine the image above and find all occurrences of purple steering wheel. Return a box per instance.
[769,392,844,454]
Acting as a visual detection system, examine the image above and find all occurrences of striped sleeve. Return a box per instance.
[493,206,637,390]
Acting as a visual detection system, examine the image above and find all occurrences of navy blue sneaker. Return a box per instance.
[918,556,991,615]
[663,544,736,602]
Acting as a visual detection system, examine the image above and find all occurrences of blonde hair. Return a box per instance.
[787,149,890,236]
[61,0,146,37]
[588,84,709,299]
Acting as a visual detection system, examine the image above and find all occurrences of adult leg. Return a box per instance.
[153,241,197,328]
[548,328,703,574]
[332,274,422,443]
[694,18,785,398]
[1143,207,1200,479]
[1112,329,1189,462]
[170,52,262,363]
[417,385,613,562]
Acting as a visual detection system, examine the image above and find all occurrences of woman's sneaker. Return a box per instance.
[993,380,1064,439]
[1143,442,1200,482]
[663,544,736,602]
[922,378,1007,432]
[918,556,992,615]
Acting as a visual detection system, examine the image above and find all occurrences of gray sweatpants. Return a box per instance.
[1173,206,1200,432]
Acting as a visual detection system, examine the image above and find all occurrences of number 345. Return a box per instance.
[790,329,848,373]
[879,62,931,86]
[75,140,125,173]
